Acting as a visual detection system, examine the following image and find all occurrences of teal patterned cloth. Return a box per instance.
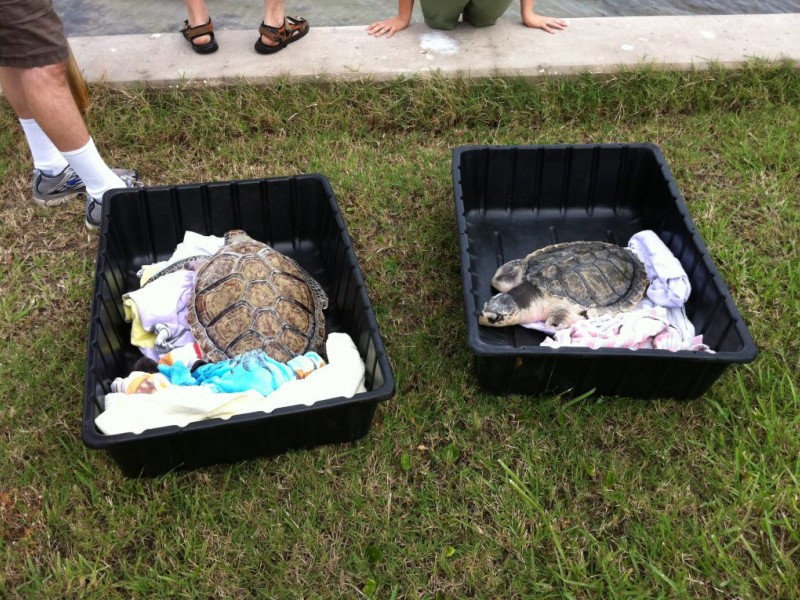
[160,350,325,396]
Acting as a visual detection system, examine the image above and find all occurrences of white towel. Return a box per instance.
[95,333,367,436]
[638,298,697,341]
[540,304,712,352]
[628,230,691,308]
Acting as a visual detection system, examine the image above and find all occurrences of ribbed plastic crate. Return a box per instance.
[453,144,756,399]
[83,175,394,476]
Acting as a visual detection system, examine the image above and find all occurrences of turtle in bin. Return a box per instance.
[188,230,328,363]
[479,240,648,330]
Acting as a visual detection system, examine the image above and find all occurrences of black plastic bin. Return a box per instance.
[83,175,395,476]
[453,144,756,399]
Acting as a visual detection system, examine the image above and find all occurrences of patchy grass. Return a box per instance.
[1,63,799,598]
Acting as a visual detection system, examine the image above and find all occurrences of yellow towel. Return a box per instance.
[122,297,156,349]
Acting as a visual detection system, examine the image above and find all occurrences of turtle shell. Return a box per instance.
[188,231,328,363]
[522,241,647,310]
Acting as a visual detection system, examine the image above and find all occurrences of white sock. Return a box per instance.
[19,118,69,175]
[61,138,125,201]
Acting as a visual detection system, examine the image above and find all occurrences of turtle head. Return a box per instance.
[224,229,252,244]
[479,281,545,327]
[479,292,522,327]
[492,259,525,292]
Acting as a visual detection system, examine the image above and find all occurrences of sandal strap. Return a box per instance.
[284,16,309,30]
[258,21,282,45]
[182,19,214,41]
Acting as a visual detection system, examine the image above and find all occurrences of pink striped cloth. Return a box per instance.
[540,306,713,352]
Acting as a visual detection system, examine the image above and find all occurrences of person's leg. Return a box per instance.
[0,0,138,222]
[1,64,130,204]
[419,0,467,30]
[463,0,513,27]
[1,67,68,175]
[259,0,285,48]
[3,65,139,206]
[2,62,90,151]
[264,0,286,29]
[184,0,211,32]
[19,117,69,175]
[2,65,80,204]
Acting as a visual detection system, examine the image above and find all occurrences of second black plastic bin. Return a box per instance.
[453,144,756,399]
[83,175,395,477]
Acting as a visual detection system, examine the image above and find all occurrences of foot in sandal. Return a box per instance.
[181,19,219,54]
[254,16,309,54]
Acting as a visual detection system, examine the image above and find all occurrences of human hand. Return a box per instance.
[523,14,568,33]
[367,15,410,38]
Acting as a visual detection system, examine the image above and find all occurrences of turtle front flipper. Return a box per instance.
[492,258,526,292]
[543,303,587,330]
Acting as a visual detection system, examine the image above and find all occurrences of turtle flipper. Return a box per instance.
[492,258,526,292]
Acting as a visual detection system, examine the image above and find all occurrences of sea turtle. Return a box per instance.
[187,230,328,363]
[479,241,648,329]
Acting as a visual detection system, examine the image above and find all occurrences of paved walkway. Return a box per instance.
[69,14,800,87]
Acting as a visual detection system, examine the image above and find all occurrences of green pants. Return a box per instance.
[420,0,513,30]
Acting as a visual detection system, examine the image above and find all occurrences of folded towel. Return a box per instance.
[628,230,691,308]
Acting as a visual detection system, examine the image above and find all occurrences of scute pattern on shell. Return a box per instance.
[188,233,327,364]
[523,241,646,310]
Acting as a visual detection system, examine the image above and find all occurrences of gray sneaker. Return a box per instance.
[85,171,143,230]
[32,165,85,206]
[33,165,140,206]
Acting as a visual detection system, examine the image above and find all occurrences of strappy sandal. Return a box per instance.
[181,19,219,54]
[254,16,310,54]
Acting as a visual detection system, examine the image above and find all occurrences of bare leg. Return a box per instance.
[0,63,89,152]
[183,0,212,45]
[260,0,286,47]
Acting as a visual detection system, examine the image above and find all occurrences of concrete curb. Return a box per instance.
[69,14,800,87]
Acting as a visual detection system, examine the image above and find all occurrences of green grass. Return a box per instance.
[1,62,799,598]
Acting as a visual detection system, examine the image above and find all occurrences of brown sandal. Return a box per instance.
[255,16,310,54]
[181,19,219,54]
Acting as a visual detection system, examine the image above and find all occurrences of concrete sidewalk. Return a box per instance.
[69,14,800,87]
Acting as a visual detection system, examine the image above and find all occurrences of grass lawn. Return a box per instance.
[1,63,798,598]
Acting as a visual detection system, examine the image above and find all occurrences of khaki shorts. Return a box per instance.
[421,0,513,30]
[0,0,69,68]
